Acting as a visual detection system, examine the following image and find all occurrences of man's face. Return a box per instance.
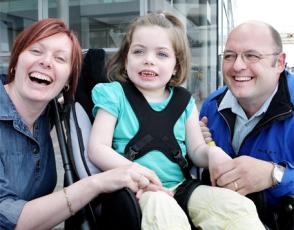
[222,23,285,110]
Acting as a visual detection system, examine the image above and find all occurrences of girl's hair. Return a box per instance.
[107,11,191,86]
[7,18,82,97]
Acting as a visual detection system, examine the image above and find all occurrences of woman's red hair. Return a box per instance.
[7,18,82,97]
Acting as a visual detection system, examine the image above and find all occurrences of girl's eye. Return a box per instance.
[158,52,168,58]
[132,49,144,55]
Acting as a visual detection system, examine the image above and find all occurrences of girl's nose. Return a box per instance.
[144,53,155,65]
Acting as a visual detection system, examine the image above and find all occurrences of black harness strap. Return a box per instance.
[121,82,191,178]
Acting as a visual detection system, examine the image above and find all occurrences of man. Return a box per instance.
[199,21,294,228]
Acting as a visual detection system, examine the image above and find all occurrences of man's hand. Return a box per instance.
[212,156,274,195]
[199,116,213,144]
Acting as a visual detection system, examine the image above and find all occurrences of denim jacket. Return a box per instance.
[0,75,57,229]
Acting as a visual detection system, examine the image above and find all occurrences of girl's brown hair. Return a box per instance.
[107,11,191,86]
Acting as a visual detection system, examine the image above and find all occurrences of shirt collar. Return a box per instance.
[0,75,18,120]
[218,85,279,119]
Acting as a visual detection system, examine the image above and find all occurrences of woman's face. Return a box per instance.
[13,33,72,104]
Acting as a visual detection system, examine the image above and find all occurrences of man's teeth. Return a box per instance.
[234,76,251,81]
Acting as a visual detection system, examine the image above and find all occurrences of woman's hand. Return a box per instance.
[94,163,171,198]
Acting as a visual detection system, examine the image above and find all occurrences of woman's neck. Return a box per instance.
[4,83,46,132]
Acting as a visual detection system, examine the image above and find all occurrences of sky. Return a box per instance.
[234,0,294,32]
[234,0,294,66]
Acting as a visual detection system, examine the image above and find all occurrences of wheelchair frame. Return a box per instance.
[52,48,294,230]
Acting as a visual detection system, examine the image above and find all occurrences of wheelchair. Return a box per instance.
[52,48,294,230]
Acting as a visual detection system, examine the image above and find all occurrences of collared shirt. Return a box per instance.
[218,87,278,153]
[0,75,57,229]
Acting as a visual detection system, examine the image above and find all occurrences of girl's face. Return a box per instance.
[125,25,177,94]
[12,33,72,105]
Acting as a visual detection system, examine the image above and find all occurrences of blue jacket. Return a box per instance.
[200,70,294,205]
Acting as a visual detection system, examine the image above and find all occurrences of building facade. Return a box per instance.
[0,0,235,104]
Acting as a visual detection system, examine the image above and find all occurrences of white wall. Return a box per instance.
[284,44,294,67]
[233,0,294,67]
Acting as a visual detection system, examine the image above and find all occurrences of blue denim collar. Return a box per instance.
[0,75,18,121]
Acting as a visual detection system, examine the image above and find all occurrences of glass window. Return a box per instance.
[0,0,234,100]
[0,0,38,74]
[148,0,218,105]
[48,0,140,48]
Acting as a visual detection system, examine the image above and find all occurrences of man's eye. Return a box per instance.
[244,53,260,59]
[223,54,236,60]
[244,53,260,61]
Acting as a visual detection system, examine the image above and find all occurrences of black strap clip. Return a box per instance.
[172,150,188,169]
[126,146,139,161]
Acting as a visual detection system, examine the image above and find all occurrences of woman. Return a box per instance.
[0,18,163,230]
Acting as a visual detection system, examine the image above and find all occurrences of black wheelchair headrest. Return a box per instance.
[75,48,109,123]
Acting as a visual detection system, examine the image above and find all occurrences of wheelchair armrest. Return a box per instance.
[278,195,294,230]
[281,194,294,213]
[98,188,141,230]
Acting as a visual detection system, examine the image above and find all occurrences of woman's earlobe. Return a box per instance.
[63,84,70,92]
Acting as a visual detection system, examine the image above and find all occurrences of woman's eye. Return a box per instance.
[55,56,66,63]
[30,49,42,55]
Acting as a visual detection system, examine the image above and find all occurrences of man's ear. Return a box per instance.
[276,52,286,72]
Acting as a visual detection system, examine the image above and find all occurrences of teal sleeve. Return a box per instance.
[91,82,122,118]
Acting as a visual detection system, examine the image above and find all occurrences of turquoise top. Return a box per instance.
[92,81,195,188]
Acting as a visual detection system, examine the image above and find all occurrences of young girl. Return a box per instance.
[88,12,264,230]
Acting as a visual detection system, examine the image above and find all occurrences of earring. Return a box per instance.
[63,84,70,92]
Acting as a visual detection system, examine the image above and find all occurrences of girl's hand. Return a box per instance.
[208,146,232,186]
[199,116,213,144]
[135,184,173,199]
